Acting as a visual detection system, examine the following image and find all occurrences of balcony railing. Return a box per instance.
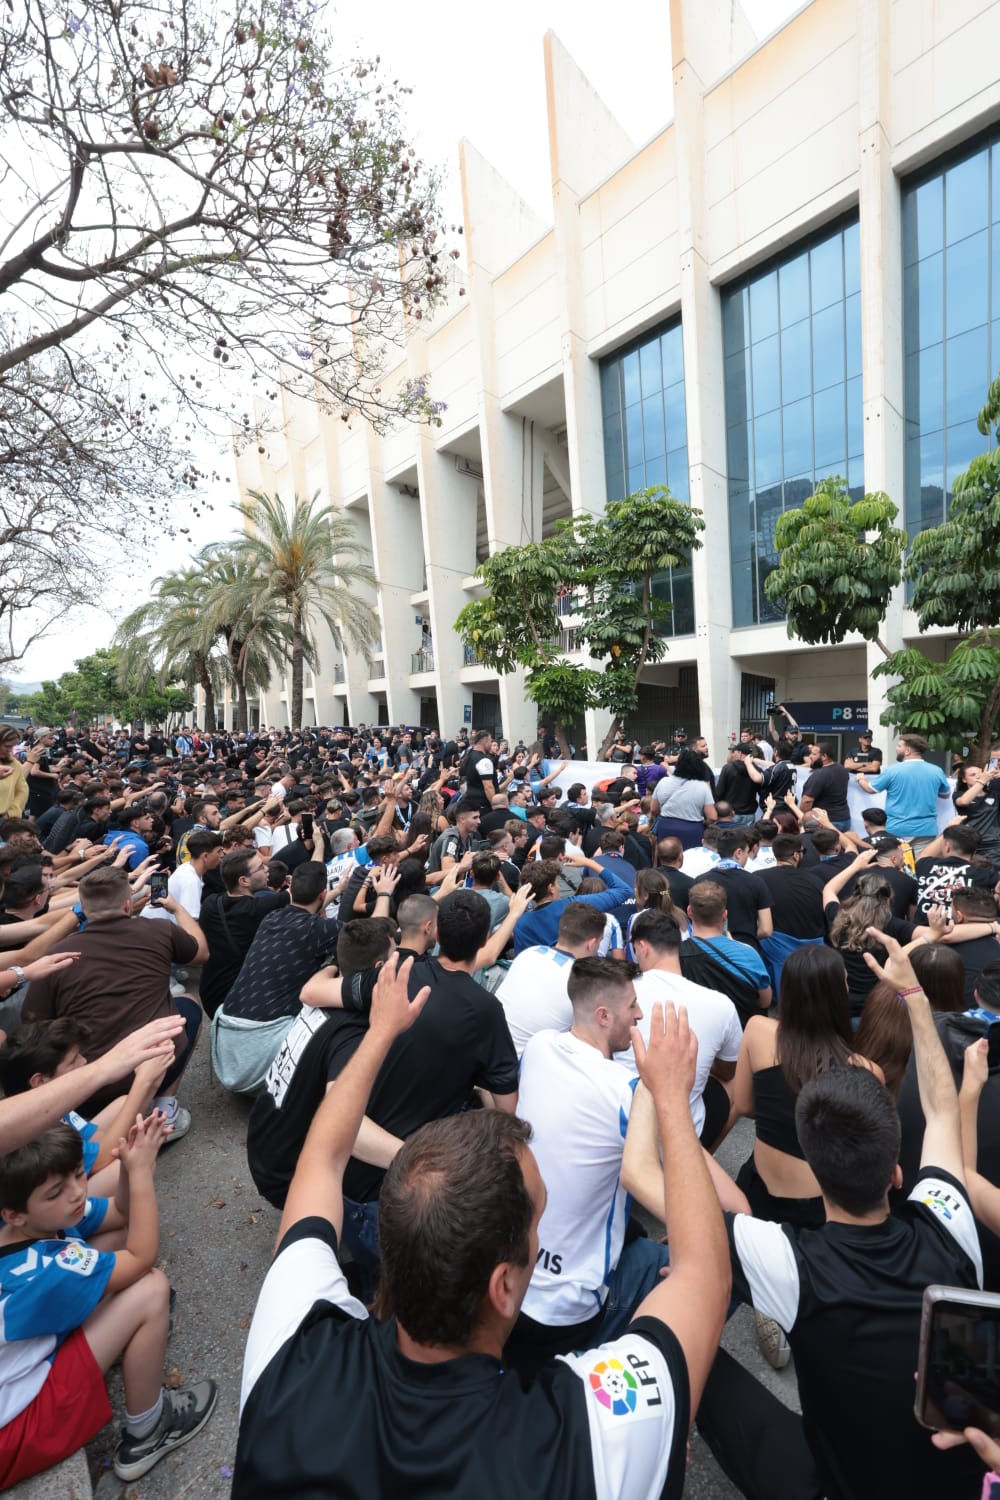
[411,649,435,674]
[333,664,345,683]
[555,591,582,618]
[367,656,385,679]
[463,645,478,666]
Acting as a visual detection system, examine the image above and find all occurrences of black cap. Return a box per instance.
[673,727,687,737]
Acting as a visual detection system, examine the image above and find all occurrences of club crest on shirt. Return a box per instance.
[55,1241,98,1276]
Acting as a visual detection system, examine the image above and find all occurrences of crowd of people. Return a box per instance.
[1,710,1000,1496]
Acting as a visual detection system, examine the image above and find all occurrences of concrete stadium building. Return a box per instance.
[220,0,1000,759]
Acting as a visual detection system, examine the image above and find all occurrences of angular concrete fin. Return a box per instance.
[544,31,636,200]
[670,0,757,91]
[459,139,550,280]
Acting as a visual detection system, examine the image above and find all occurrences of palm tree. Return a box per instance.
[196,546,292,732]
[115,567,223,728]
[231,490,379,728]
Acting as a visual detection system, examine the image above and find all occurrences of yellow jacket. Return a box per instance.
[0,761,29,819]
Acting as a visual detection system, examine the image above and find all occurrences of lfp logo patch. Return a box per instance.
[588,1358,638,1416]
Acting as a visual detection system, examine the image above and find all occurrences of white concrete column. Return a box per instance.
[460,139,550,746]
[857,0,905,741]
[670,0,752,751]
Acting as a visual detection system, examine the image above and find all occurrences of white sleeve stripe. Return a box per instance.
[732,1214,801,1331]
[240,1234,367,1411]
[909,1175,984,1288]
[561,1331,679,1500]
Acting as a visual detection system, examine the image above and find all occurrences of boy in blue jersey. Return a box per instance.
[0,1117,216,1487]
[0,1017,172,1198]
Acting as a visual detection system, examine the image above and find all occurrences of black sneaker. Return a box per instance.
[113,1379,218,1481]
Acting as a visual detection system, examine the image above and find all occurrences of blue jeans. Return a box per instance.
[830,818,852,833]
[729,813,756,827]
[595,1235,671,1343]
[161,993,203,1092]
[342,1195,380,1302]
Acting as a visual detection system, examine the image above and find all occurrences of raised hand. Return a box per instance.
[369,954,430,1041]
[632,1000,697,1106]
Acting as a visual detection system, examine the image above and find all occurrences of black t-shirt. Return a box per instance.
[224,907,340,1023]
[913,855,997,923]
[691,865,770,949]
[247,1009,364,1207]
[824,903,916,1015]
[959,778,1000,854]
[844,745,883,773]
[199,890,288,1015]
[479,807,513,835]
[235,1217,689,1499]
[757,865,825,938]
[726,1170,983,1500]
[800,763,851,822]
[953,934,1000,1004]
[897,1008,1000,1287]
[344,958,519,1201]
[715,762,758,816]
[461,748,497,809]
[805,851,856,885]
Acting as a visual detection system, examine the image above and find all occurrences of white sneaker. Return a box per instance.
[152,1096,191,1144]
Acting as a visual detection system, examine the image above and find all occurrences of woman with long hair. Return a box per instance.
[729,945,883,1231]
[624,869,675,959]
[416,789,448,837]
[650,748,717,850]
[822,852,920,1019]
[855,942,966,1096]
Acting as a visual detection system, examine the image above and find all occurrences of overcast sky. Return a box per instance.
[13,0,799,686]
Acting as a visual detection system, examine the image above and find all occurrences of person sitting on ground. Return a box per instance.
[164,829,223,919]
[655,834,694,907]
[198,849,289,1019]
[21,866,205,1135]
[912,822,997,924]
[211,861,341,1095]
[945,887,1000,1003]
[855,942,966,1100]
[495,903,606,1059]
[513,851,632,955]
[0,1116,216,1488]
[822,851,923,1020]
[102,802,154,872]
[696,931,985,1500]
[503,956,676,1379]
[690,828,772,952]
[679,881,771,1028]
[746,818,778,872]
[840,831,917,918]
[469,853,510,932]
[594,830,638,892]
[616,910,741,1147]
[0,1018,172,1196]
[252,893,519,1298]
[680,822,722,879]
[234,955,729,1497]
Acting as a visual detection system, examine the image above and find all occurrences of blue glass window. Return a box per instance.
[600,319,691,636]
[902,132,1000,535]
[722,218,862,625]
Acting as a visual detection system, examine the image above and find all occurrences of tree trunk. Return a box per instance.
[597,717,621,761]
[235,679,249,734]
[290,606,304,730]
[199,664,216,731]
[553,722,572,758]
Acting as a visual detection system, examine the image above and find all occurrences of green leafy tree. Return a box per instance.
[572,490,705,756]
[456,487,704,755]
[197,546,292,732]
[231,491,379,729]
[115,567,224,727]
[763,479,906,650]
[0,0,448,664]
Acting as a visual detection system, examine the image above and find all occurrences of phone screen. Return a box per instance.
[149,873,169,905]
[918,1295,1000,1436]
[300,813,314,840]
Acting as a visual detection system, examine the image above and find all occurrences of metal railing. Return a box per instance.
[366,656,385,679]
[463,645,478,666]
[333,664,345,683]
[411,649,435,674]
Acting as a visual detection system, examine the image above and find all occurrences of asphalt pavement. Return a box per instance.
[85,1033,799,1498]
